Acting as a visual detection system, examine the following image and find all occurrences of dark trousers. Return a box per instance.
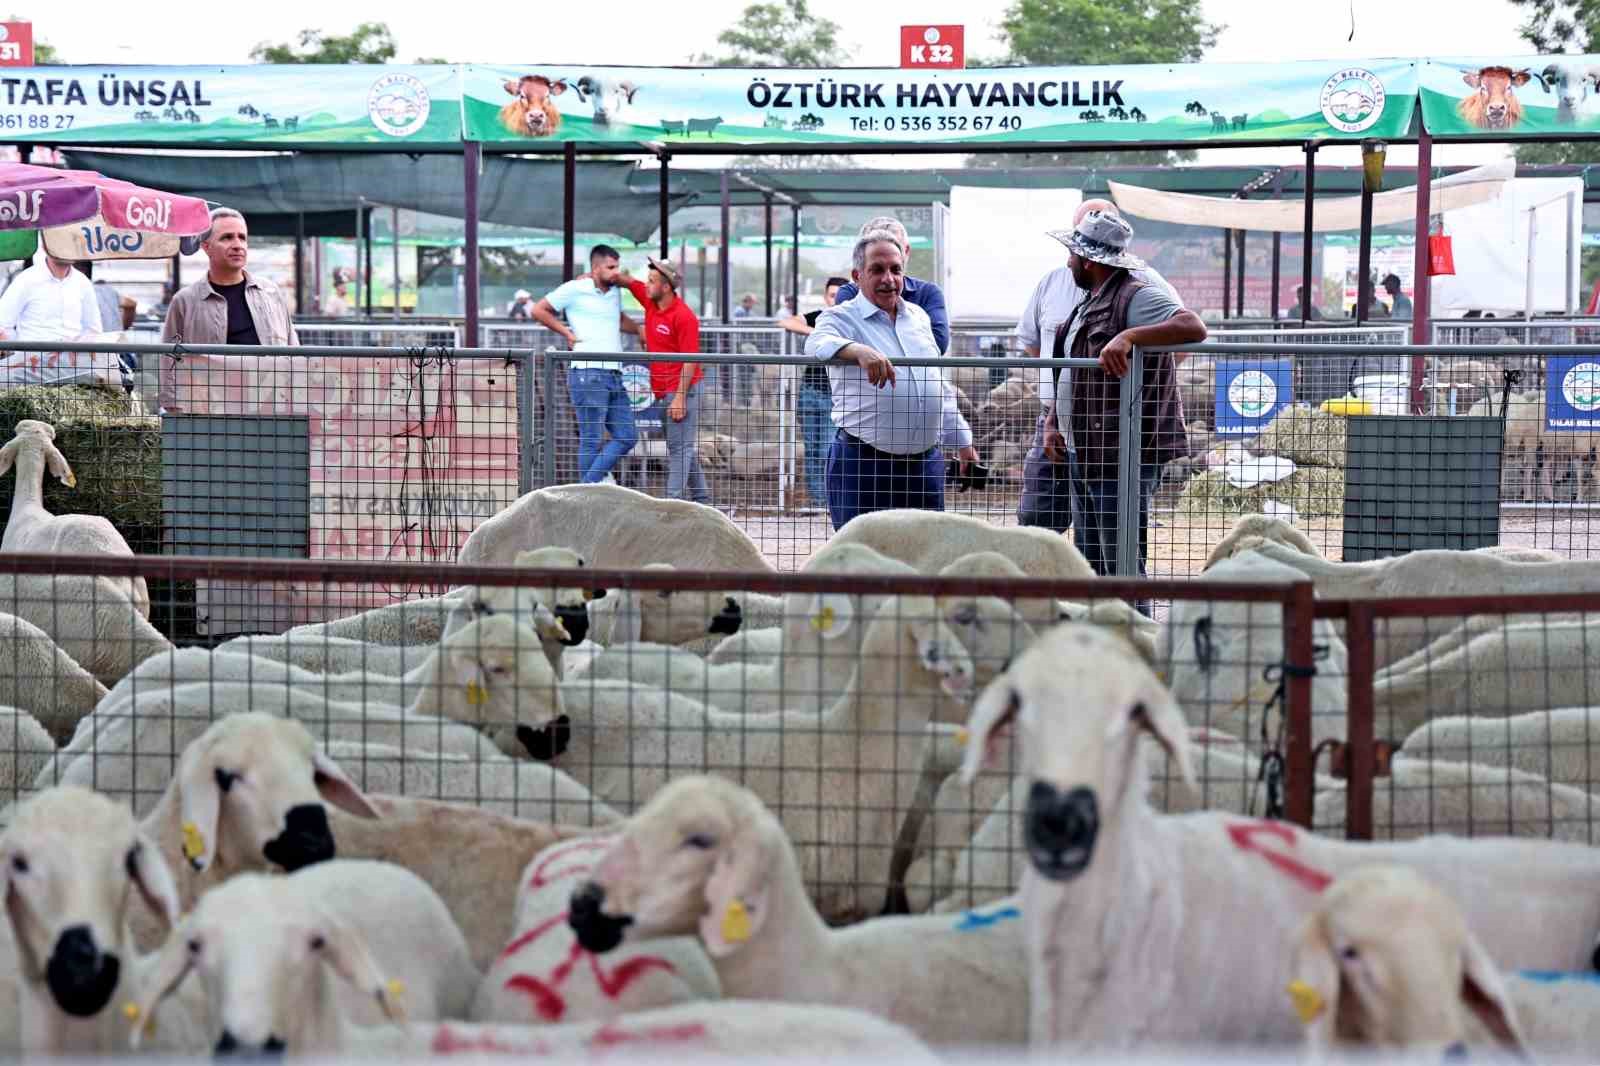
[1017,413,1073,534]
[1069,452,1159,617]
[825,431,944,532]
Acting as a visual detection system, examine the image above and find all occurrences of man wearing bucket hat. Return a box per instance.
[1041,210,1207,609]
[1015,197,1184,535]
[618,257,715,506]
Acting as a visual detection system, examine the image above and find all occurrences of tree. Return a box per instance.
[1509,1,1600,163]
[694,0,851,67]
[968,0,1223,169]
[250,22,397,64]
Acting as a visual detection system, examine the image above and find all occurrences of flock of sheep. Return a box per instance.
[1,415,1600,1058]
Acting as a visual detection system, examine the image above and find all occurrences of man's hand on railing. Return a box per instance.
[846,344,896,388]
[1099,333,1133,378]
[1042,406,1067,464]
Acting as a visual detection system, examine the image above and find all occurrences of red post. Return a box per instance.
[1283,581,1317,828]
[1344,602,1376,841]
[1410,125,1433,412]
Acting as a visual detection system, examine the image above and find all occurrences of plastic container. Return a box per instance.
[1352,373,1410,415]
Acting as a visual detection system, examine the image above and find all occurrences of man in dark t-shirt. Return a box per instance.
[778,276,847,510]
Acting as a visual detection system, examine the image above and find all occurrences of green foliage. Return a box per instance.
[250,22,398,64]
[694,0,852,67]
[1509,0,1600,52]
[997,0,1221,66]
[8,17,57,62]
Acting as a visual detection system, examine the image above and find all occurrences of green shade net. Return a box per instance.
[0,229,37,261]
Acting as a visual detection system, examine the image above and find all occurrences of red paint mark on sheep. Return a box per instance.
[1225,820,1332,893]
[588,953,676,997]
[502,932,679,1023]
[589,1021,708,1048]
[504,973,567,1022]
[496,913,566,963]
[430,1023,551,1056]
[526,838,612,891]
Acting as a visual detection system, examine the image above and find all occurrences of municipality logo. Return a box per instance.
[621,365,655,411]
[1319,68,1386,134]
[368,73,431,138]
[1228,369,1277,419]
[1562,361,1600,413]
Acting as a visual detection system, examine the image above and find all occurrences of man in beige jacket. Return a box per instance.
[159,207,297,412]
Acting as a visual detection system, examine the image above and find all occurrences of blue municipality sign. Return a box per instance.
[621,363,665,433]
[1215,359,1292,436]
[1546,357,1600,431]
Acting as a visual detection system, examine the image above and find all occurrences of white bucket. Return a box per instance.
[1352,374,1410,415]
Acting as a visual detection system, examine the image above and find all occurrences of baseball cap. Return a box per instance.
[646,257,682,291]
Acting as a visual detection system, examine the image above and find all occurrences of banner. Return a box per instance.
[1547,356,1600,431]
[1,64,461,146]
[461,60,1419,147]
[1421,56,1600,137]
[1215,359,1293,437]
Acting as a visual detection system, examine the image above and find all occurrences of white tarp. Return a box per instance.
[945,186,1082,319]
[1106,159,1514,233]
[1429,176,1583,316]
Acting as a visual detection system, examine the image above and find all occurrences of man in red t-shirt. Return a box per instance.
[619,258,712,505]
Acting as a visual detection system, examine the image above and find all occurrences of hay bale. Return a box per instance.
[1177,466,1345,520]
[0,387,161,552]
[1249,406,1348,468]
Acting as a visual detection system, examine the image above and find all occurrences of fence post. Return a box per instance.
[541,351,558,488]
[1114,346,1145,577]
[1344,601,1377,841]
[516,351,535,496]
[1283,580,1317,828]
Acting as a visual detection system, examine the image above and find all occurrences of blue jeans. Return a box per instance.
[825,431,944,532]
[797,384,834,505]
[1069,451,1159,615]
[663,383,711,504]
[568,368,638,483]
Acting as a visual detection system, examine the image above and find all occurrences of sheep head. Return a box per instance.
[171,713,380,880]
[571,775,779,959]
[434,614,564,760]
[130,872,406,1054]
[2,787,179,1019]
[0,419,75,487]
[1287,864,1528,1056]
[960,624,1193,883]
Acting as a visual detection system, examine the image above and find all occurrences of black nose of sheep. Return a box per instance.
[517,715,571,761]
[45,925,120,1017]
[262,804,336,872]
[215,1031,287,1059]
[708,597,742,636]
[555,604,589,646]
[1024,782,1100,882]
[568,881,631,953]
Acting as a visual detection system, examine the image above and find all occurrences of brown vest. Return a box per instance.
[1053,270,1186,478]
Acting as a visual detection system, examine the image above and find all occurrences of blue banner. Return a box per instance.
[1546,357,1600,431]
[1215,359,1293,436]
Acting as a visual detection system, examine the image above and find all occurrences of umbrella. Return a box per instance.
[0,162,211,261]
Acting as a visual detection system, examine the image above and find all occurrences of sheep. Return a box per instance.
[543,593,977,921]
[1401,707,1600,793]
[129,859,480,1055]
[471,834,719,1025]
[959,622,1600,1049]
[0,612,107,746]
[0,705,53,808]
[704,625,783,667]
[568,775,1028,1047]
[1202,513,1324,571]
[1313,757,1600,844]
[0,419,148,620]
[1533,60,1600,123]
[1,786,208,1054]
[217,633,421,677]
[441,546,603,678]
[818,507,1094,581]
[1162,549,1349,752]
[582,563,746,648]
[0,571,172,690]
[279,594,457,648]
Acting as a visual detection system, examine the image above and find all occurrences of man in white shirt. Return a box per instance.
[1014,197,1184,533]
[0,254,101,345]
[805,231,979,531]
[531,244,639,484]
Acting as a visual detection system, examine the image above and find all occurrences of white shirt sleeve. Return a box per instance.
[939,374,973,450]
[0,271,27,333]
[1015,276,1046,352]
[804,306,853,362]
[76,278,101,335]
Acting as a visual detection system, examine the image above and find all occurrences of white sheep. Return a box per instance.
[0,611,109,745]
[441,546,601,678]
[1,786,208,1054]
[1401,707,1600,793]
[819,506,1094,580]
[569,775,1028,1047]
[704,625,783,667]
[1287,863,1600,1060]
[471,834,719,1026]
[544,593,976,921]
[128,859,480,1055]
[581,562,747,648]
[0,419,149,620]
[279,594,456,648]
[216,633,421,677]
[0,705,55,808]
[1162,549,1349,751]
[1202,513,1324,571]
[959,622,1600,1050]
[0,570,172,691]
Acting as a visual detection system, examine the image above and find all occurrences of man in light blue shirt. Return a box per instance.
[805,232,978,531]
[533,244,639,484]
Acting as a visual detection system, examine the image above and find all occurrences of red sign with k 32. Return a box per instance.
[900,26,964,70]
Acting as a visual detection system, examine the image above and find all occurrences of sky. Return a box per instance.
[26,0,1540,169]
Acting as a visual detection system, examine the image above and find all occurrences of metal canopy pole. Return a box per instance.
[1221,227,1232,319]
[362,206,374,316]
[391,206,401,321]
[562,144,576,282]
[658,152,670,260]
[720,170,731,324]
[1236,228,1247,317]
[1410,125,1433,410]
[1300,145,1317,325]
[764,195,774,316]
[294,212,306,316]
[1271,232,1282,322]
[1355,177,1375,326]
[463,142,481,347]
[792,205,801,312]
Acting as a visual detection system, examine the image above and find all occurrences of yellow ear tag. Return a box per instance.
[955,728,971,747]
[122,1002,140,1022]
[180,821,206,863]
[809,605,836,633]
[385,977,406,1002]
[1287,980,1325,1024]
[63,472,76,488]
[465,680,488,706]
[720,899,752,944]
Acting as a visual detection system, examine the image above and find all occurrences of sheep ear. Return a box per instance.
[3,857,43,978]
[611,590,643,646]
[960,679,1019,786]
[803,593,853,640]
[530,602,569,643]
[699,817,773,958]
[312,750,382,821]
[1460,928,1530,1055]
[127,924,194,1050]
[1132,687,1197,794]
[128,835,181,928]
[318,913,407,1024]
[1287,912,1341,1051]
[176,745,223,874]
[43,443,74,488]
[0,438,17,479]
